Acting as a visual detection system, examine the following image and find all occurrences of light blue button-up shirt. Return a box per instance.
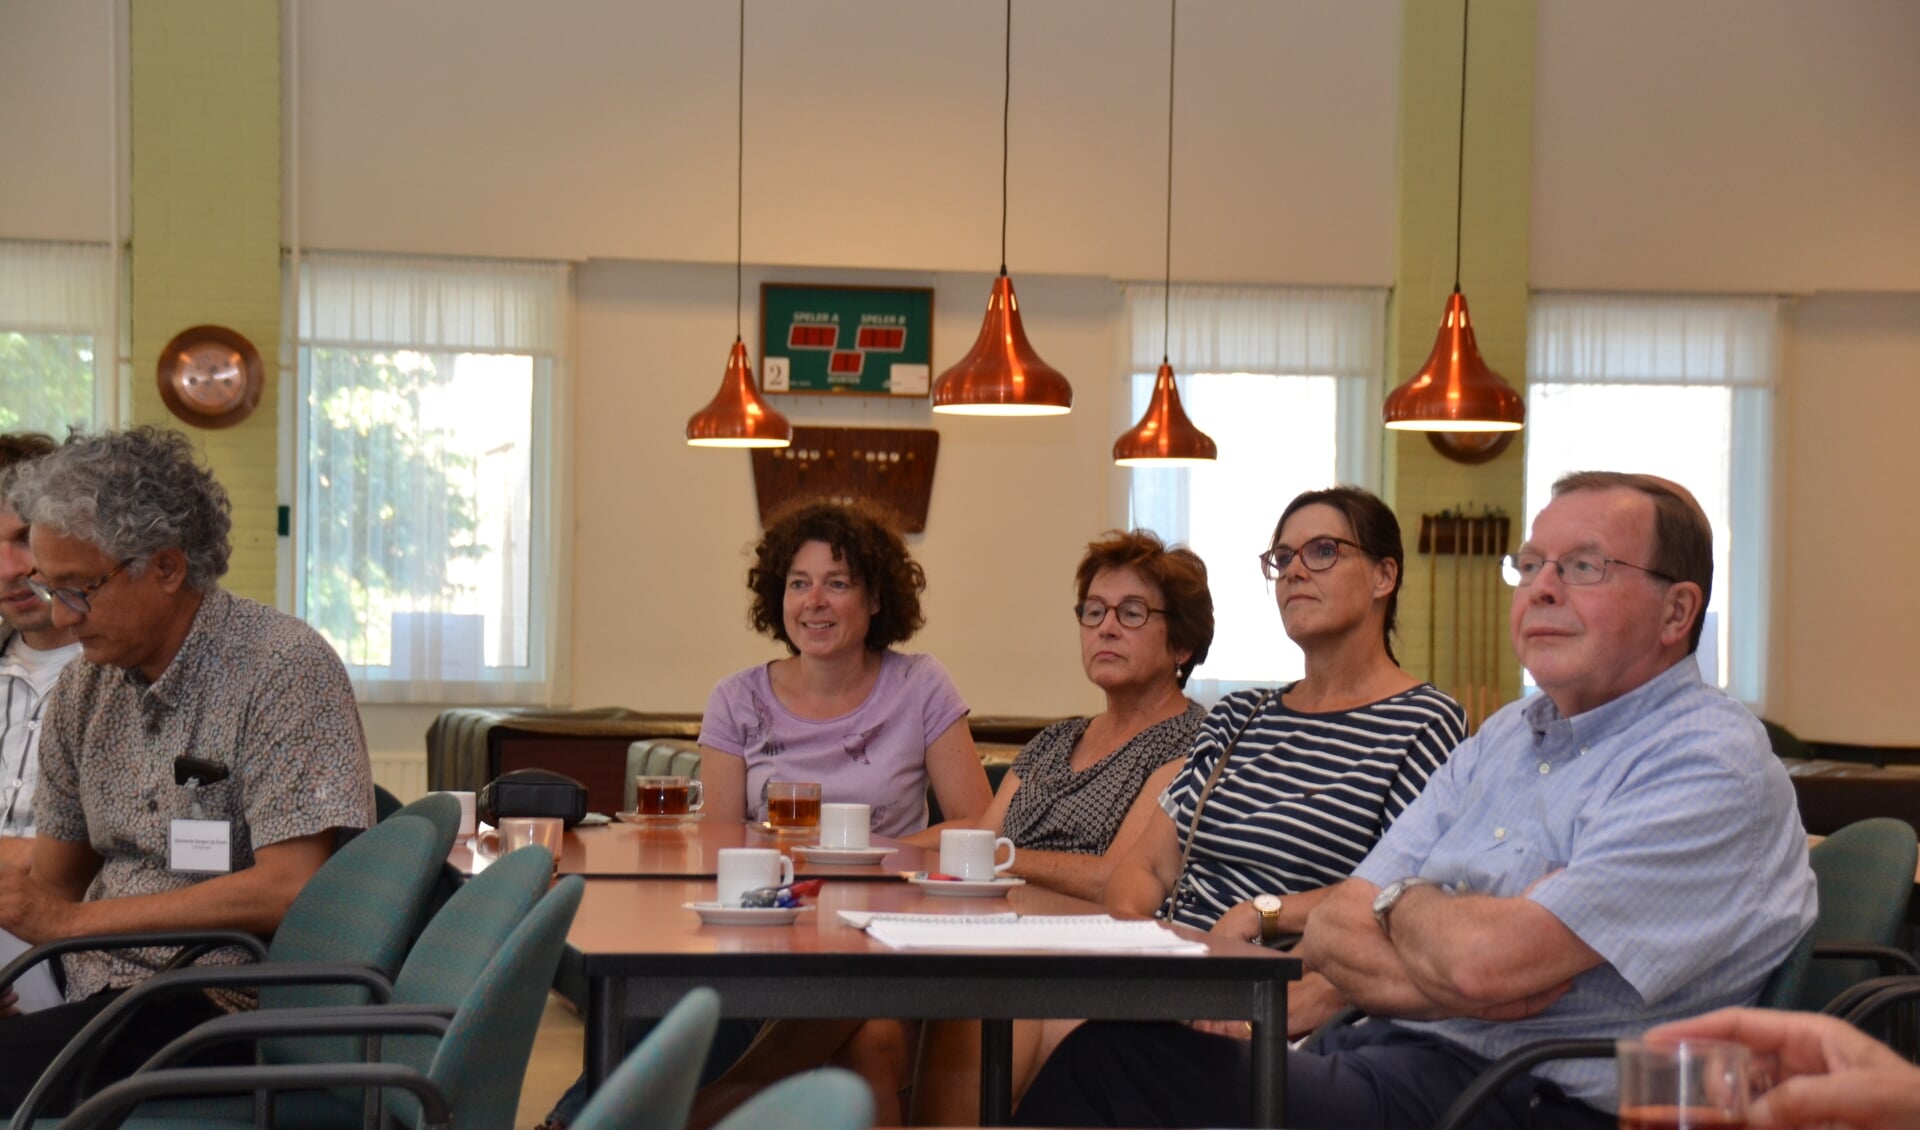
[1354,659,1817,1109]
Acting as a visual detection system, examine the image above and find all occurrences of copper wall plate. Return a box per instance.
[156,325,265,429]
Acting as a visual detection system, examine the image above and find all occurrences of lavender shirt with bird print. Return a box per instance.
[699,651,969,839]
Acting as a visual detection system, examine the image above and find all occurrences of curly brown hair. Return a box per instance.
[1074,529,1214,688]
[748,500,926,654]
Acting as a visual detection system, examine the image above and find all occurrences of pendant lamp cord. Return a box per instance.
[1000,0,1011,276]
[1162,0,1176,364]
[736,0,746,342]
[1453,0,1470,292]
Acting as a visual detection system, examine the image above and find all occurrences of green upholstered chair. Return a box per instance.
[710,1069,874,1130]
[373,783,406,822]
[1799,816,1920,1010]
[4,810,455,1124]
[51,849,578,1130]
[566,988,721,1130]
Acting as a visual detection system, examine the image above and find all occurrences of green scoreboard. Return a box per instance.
[759,283,934,397]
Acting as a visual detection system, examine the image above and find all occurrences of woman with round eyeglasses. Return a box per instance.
[905,528,1218,1125]
[1092,485,1468,1040]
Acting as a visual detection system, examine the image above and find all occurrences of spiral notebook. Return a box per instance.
[837,911,1208,955]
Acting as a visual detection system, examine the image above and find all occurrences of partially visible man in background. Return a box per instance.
[0,433,81,867]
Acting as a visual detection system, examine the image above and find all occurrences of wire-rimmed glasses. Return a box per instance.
[25,557,135,615]
[1501,551,1677,588]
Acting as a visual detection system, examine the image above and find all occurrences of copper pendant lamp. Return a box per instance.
[686,0,792,449]
[1382,0,1523,437]
[931,0,1071,417]
[1113,0,1216,466]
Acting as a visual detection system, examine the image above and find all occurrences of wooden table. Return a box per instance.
[567,878,1299,1127]
[451,819,933,878]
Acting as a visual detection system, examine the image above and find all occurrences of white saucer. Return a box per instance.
[684,902,813,926]
[906,874,1026,898]
[793,845,893,865]
[615,811,704,826]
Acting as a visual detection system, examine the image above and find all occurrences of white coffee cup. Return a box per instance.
[940,828,1016,881]
[716,847,795,907]
[818,803,872,849]
[473,815,563,864]
[438,790,477,837]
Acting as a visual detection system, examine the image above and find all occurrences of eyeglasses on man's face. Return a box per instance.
[26,557,136,615]
[1258,537,1367,581]
[1501,551,1677,588]
[1074,597,1165,630]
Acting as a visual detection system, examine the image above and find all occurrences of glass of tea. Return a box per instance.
[635,774,704,816]
[1616,1037,1761,1130]
[765,780,822,832]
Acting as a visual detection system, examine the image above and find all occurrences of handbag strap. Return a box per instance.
[1163,687,1279,918]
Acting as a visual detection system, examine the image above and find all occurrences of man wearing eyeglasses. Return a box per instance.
[1018,472,1816,1130]
[0,434,82,870]
[0,427,372,1110]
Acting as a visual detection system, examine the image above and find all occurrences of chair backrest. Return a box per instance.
[1801,817,1919,1009]
[258,813,450,1066]
[379,846,565,1130]
[711,1068,874,1130]
[373,783,406,821]
[568,988,721,1130]
[392,790,463,842]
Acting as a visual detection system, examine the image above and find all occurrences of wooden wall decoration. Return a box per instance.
[750,426,940,533]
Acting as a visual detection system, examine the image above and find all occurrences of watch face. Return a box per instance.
[1372,881,1404,914]
[1254,894,1282,914]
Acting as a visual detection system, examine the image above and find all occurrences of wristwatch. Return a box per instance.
[1253,894,1284,943]
[1372,877,1442,939]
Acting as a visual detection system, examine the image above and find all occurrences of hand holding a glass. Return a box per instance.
[1643,1006,1920,1130]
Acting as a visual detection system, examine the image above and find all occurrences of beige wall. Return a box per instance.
[1777,293,1920,745]
[6,0,1918,760]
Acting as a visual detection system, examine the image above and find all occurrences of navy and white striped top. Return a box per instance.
[1158,683,1466,930]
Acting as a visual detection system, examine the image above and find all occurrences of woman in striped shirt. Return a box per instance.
[1105,485,1467,1036]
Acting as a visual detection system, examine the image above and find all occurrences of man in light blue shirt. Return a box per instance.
[1017,473,1816,1129]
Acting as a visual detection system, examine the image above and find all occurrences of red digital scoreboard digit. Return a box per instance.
[828,351,865,375]
[855,325,907,351]
[787,324,838,349]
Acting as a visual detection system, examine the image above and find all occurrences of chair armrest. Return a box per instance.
[59,1063,453,1130]
[1835,977,1920,1031]
[0,930,267,991]
[1824,974,1920,1021]
[7,962,393,1130]
[1430,1039,1617,1130]
[1812,942,1920,977]
[138,1004,457,1072]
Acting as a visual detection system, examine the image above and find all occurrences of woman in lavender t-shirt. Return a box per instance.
[698,500,992,844]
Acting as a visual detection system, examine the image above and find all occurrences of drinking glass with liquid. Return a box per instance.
[765,780,822,831]
[1616,1037,1763,1130]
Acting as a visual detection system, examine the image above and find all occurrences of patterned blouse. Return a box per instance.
[1001,701,1205,854]
[36,588,373,1004]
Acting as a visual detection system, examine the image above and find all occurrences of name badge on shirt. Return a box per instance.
[169,819,233,873]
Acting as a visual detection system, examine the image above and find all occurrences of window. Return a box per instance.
[295,252,570,703]
[0,240,115,433]
[1525,293,1779,705]
[1124,285,1387,702]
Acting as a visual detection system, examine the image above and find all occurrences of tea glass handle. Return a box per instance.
[473,829,502,860]
[688,780,705,812]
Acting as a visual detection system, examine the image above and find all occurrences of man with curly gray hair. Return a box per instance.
[0,426,372,1109]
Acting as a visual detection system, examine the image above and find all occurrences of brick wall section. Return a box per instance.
[1387,0,1532,716]
[129,0,281,603]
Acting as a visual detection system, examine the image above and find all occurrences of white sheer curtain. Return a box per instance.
[1526,292,1780,705]
[296,252,570,704]
[0,239,115,433]
[1123,284,1387,704]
